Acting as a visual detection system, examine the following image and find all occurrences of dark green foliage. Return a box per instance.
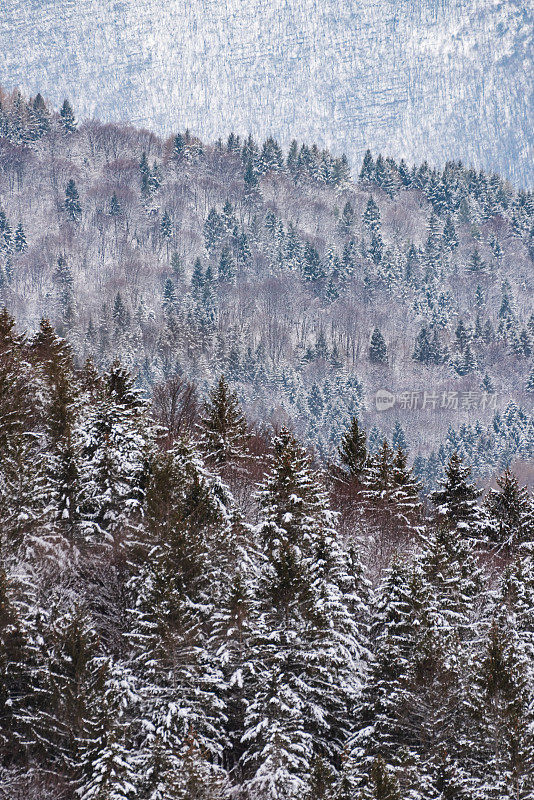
[338,416,367,480]
[369,327,387,363]
[484,469,532,547]
[199,375,249,469]
[60,99,76,133]
[65,179,81,222]
[431,452,482,532]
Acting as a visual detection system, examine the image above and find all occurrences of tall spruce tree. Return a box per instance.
[338,416,367,481]
[242,429,366,799]
[65,179,82,222]
[198,376,250,472]
[431,453,482,535]
[369,328,387,364]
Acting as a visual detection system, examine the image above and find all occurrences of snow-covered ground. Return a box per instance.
[0,0,532,186]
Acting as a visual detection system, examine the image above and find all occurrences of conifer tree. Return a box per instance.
[244,159,258,192]
[467,248,486,273]
[14,222,26,253]
[412,326,434,363]
[77,361,148,548]
[218,246,236,283]
[465,616,534,798]
[484,469,532,547]
[127,441,233,781]
[65,178,82,222]
[340,201,355,233]
[431,453,482,534]
[338,416,367,481]
[30,605,109,779]
[481,373,495,394]
[53,255,76,326]
[173,132,185,159]
[369,327,387,364]
[109,193,121,218]
[443,215,458,250]
[390,448,423,533]
[0,310,46,554]
[352,560,418,772]
[60,99,76,133]
[362,197,380,232]
[369,231,383,264]
[112,292,130,333]
[0,566,30,763]
[242,429,366,797]
[359,757,402,800]
[198,376,250,471]
[160,209,172,240]
[359,150,375,183]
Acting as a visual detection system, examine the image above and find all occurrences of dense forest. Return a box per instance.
[0,308,534,799]
[0,88,533,798]
[0,88,532,491]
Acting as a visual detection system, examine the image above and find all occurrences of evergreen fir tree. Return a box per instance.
[465,616,534,798]
[109,194,121,217]
[162,278,176,313]
[338,416,367,481]
[369,231,383,264]
[369,328,387,364]
[244,159,259,192]
[0,566,30,763]
[14,222,26,253]
[173,132,185,159]
[481,373,495,394]
[412,326,433,364]
[160,210,172,240]
[467,248,486,273]
[431,453,482,534]
[340,201,355,233]
[359,757,402,800]
[362,197,380,232]
[60,99,76,133]
[218,247,236,283]
[443,215,458,250]
[242,429,366,798]
[65,179,82,222]
[484,469,531,547]
[198,376,250,471]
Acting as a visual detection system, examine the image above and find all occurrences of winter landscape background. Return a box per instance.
[0,0,532,186]
[0,2,533,799]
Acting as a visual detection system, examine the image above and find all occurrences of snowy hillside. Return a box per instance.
[0,0,532,186]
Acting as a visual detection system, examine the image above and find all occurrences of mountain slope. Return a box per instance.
[0,0,532,186]
[0,91,532,489]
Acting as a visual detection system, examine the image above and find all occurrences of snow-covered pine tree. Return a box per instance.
[242,429,366,799]
[368,328,387,364]
[28,604,109,782]
[60,99,77,133]
[351,560,418,781]
[198,375,250,474]
[463,614,534,799]
[484,468,532,548]
[126,439,234,786]
[65,178,82,222]
[430,452,483,536]
[337,416,367,482]
[390,448,424,535]
[0,565,30,764]
[77,360,148,550]
[0,310,47,557]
